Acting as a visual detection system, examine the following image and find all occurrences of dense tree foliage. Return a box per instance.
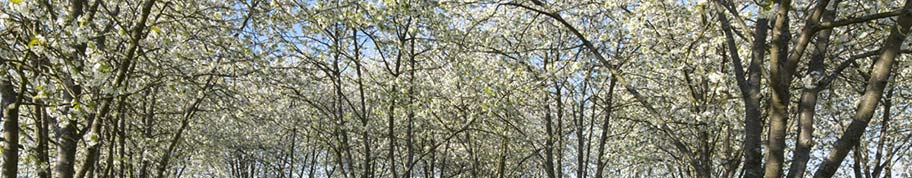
[1,0,911,177]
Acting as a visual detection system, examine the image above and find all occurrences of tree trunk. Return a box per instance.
[497,138,508,178]
[853,146,865,178]
[405,32,417,178]
[813,1,912,177]
[75,122,103,178]
[871,87,894,178]
[387,82,398,178]
[555,80,564,178]
[787,1,841,177]
[1,74,20,178]
[576,67,593,178]
[594,78,616,178]
[764,1,793,177]
[55,83,81,178]
[542,57,556,178]
[34,97,52,178]
[157,80,213,178]
[716,1,767,176]
[354,29,373,178]
[743,16,768,178]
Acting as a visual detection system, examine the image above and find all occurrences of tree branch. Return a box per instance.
[818,8,912,30]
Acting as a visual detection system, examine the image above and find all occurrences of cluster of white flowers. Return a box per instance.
[708,72,724,83]
[8,0,39,18]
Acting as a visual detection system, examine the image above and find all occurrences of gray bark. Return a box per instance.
[813,0,912,177]
[1,74,20,178]
[787,1,841,177]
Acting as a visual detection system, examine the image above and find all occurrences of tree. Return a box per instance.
[1,0,911,177]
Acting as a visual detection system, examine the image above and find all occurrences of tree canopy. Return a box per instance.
[1,0,911,177]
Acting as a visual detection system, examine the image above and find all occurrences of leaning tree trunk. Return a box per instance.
[813,0,912,177]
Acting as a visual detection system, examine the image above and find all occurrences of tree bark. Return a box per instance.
[387,82,398,178]
[871,87,894,178]
[55,0,89,177]
[405,27,417,178]
[813,1,912,177]
[542,57,556,178]
[594,77,616,178]
[764,0,794,177]
[715,1,766,176]
[55,83,80,178]
[34,97,51,178]
[1,73,20,178]
[742,16,768,178]
[354,28,373,178]
[787,1,841,177]
[576,66,594,178]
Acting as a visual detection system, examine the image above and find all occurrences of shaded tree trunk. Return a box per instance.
[764,1,793,177]
[715,1,766,176]
[594,77,616,178]
[387,80,398,178]
[354,29,373,178]
[542,57,556,178]
[55,0,89,177]
[1,73,20,178]
[34,97,52,178]
[55,83,80,178]
[787,1,841,177]
[405,29,417,178]
[813,1,912,177]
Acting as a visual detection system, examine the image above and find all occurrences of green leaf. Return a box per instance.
[27,36,41,47]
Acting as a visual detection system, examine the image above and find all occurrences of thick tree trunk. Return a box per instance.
[813,1,912,177]
[716,1,767,176]
[742,16,768,178]
[765,0,835,176]
[765,1,794,178]
[787,1,840,177]
[1,74,20,178]
[55,82,80,178]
